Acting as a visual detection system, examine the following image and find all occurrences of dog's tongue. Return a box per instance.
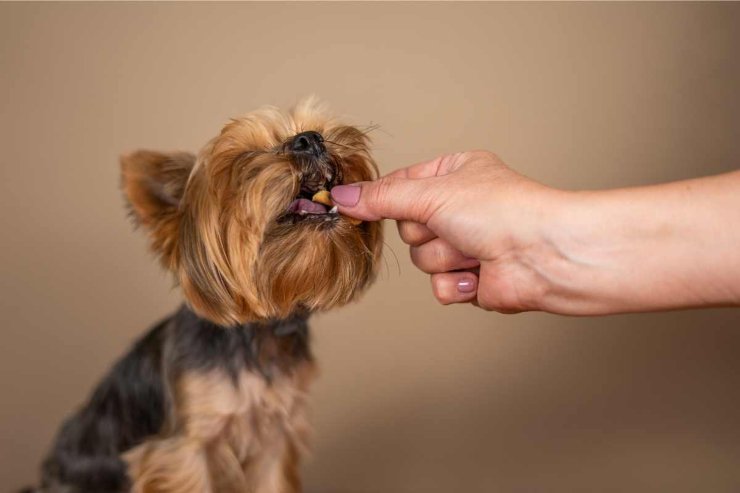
[287,198,328,214]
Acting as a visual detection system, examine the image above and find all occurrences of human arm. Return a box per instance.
[330,151,740,314]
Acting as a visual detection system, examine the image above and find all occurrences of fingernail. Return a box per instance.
[331,184,361,207]
[457,278,477,293]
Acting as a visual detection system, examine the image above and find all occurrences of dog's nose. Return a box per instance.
[291,131,325,156]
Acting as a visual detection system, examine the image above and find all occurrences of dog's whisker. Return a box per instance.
[354,123,383,137]
[381,240,402,278]
[323,139,364,153]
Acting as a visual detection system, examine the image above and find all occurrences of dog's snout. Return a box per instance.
[291,131,325,156]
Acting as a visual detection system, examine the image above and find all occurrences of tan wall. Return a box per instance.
[2,3,739,492]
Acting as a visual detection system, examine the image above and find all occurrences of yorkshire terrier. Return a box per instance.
[27,99,383,493]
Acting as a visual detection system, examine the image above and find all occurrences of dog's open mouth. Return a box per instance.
[276,137,361,225]
[286,197,337,216]
[280,184,340,224]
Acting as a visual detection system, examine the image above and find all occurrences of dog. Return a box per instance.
[26,99,383,493]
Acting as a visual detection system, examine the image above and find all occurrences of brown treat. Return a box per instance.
[311,190,332,206]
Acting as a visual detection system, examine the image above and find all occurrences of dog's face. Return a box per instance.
[121,99,383,325]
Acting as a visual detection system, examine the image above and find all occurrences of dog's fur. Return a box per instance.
[27,99,383,493]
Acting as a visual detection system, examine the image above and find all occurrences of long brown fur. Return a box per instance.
[123,99,381,326]
[123,363,315,493]
[117,98,382,492]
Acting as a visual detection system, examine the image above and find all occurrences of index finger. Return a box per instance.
[384,152,465,180]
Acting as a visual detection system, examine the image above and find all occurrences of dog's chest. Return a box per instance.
[176,364,313,461]
[169,310,315,460]
[124,311,316,492]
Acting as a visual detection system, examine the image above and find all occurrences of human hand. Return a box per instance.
[331,152,740,315]
[330,151,568,313]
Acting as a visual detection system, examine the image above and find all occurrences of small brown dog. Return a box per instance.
[28,99,383,493]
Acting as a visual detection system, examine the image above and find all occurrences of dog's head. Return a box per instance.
[121,99,383,325]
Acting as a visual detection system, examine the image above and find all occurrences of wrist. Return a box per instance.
[543,179,740,314]
[533,189,642,314]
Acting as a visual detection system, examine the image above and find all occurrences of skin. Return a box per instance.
[330,151,740,315]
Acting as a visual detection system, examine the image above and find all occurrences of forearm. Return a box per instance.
[542,170,740,314]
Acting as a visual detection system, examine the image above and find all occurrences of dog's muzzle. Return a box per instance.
[281,131,342,223]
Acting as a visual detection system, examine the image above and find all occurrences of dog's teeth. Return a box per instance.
[329,206,338,214]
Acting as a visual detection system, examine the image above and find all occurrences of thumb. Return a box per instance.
[330,176,439,223]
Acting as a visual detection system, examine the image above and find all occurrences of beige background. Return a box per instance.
[2,3,740,492]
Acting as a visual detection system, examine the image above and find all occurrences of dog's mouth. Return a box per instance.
[277,133,360,226]
[279,181,340,225]
[284,195,338,222]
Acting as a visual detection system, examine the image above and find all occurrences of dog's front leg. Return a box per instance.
[125,365,311,493]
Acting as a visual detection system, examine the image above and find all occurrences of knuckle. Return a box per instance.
[409,246,423,269]
[370,176,398,205]
[475,289,498,311]
[432,243,452,272]
[418,188,443,220]
[413,241,453,274]
[397,221,428,246]
[396,220,408,238]
[466,149,499,163]
[477,280,532,314]
[430,275,454,305]
[406,230,425,246]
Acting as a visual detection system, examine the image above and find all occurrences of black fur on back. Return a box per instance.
[29,306,310,493]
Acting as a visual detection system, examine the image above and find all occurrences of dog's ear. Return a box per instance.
[120,150,196,268]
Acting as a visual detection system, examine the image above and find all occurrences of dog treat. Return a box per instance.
[312,189,362,225]
[311,190,332,206]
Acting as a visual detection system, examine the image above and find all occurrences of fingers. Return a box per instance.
[430,272,478,305]
[431,267,529,313]
[386,153,465,180]
[330,175,438,222]
[410,238,480,274]
[330,153,467,222]
[397,220,436,246]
